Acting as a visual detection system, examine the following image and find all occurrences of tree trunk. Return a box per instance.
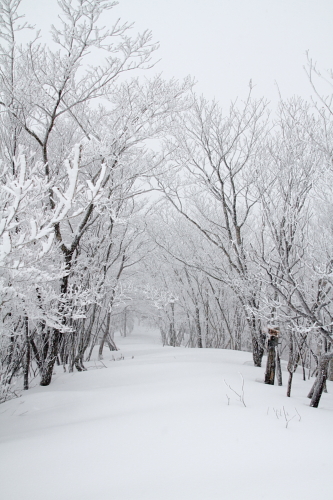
[276,350,283,386]
[195,305,202,348]
[124,308,127,337]
[248,312,265,367]
[287,371,293,397]
[310,353,333,408]
[252,334,265,367]
[7,334,15,366]
[30,337,42,371]
[74,354,87,372]
[41,330,50,365]
[106,336,118,351]
[286,327,298,397]
[265,335,278,385]
[328,359,333,382]
[40,330,61,386]
[307,379,316,399]
[40,257,72,386]
[23,316,30,391]
[99,311,112,360]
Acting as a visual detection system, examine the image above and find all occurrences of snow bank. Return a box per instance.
[0,327,332,500]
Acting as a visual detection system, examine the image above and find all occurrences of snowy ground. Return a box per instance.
[0,326,332,500]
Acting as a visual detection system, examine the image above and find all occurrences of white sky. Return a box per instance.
[21,0,333,108]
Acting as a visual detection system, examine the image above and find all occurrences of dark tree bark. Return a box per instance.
[310,353,333,408]
[286,372,293,398]
[74,354,87,372]
[195,305,202,348]
[23,316,30,391]
[247,312,265,367]
[265,334,278,385]
[30,337,42,370]
[307,379,316,399]
[106,337,118,351]
[99,311,112,360]
[40,252,73,385]
[328,359,333,382]
[276,349,283,386]
[99,253,125,358]
[286,327,299,397]
[7,334,15,366]
[251,333,265,367]
[40,330,61,386]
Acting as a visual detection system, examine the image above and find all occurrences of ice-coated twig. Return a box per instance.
[295,407,301,422]
[283,406,295,428]
[224,373,246,407]
[239,372,246,406]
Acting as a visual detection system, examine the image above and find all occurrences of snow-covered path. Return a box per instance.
[0,327,332,500]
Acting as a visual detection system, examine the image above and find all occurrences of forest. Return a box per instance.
[1,0,333,411]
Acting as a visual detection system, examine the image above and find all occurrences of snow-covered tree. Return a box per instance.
[154,91,269,365]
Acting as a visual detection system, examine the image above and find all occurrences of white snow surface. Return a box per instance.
[0,326,332,500]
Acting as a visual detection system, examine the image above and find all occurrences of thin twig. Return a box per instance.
[283,406,295,428]
[294,407,301,422]
[224,373,246,407]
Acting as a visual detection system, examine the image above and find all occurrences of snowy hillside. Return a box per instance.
[0,326,332,500]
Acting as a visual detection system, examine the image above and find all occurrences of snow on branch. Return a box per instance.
[0,143,106,267]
